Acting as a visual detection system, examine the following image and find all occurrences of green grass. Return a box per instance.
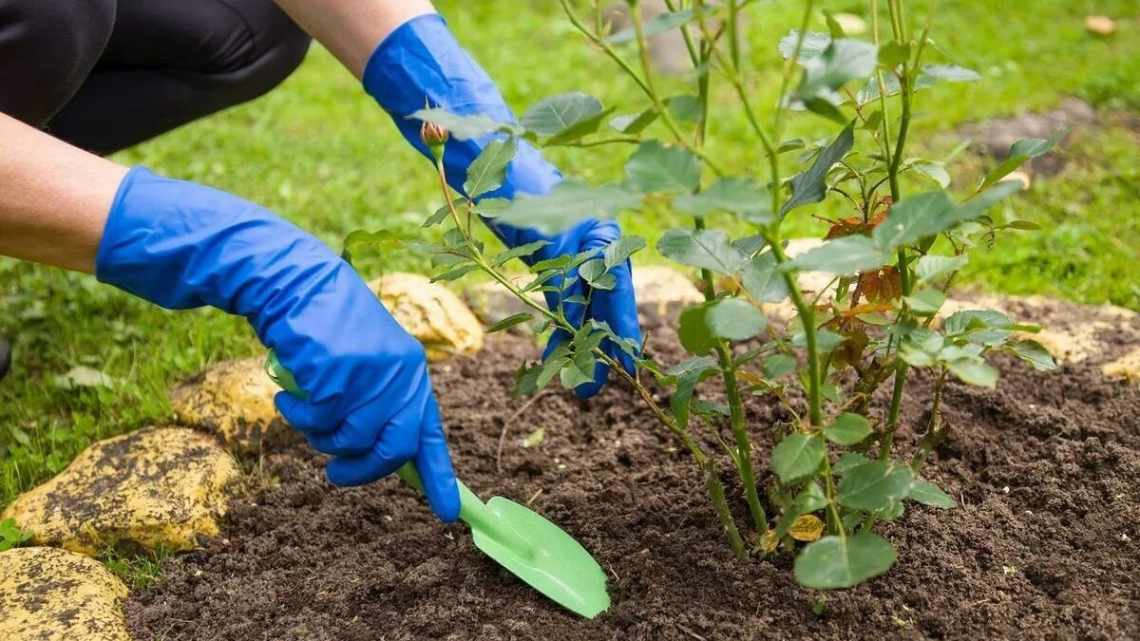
[2,0,1138,510]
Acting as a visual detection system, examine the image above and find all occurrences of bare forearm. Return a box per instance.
[273,0,436,78]
[0,114,128,273]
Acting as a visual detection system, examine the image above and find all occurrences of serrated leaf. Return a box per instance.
[783,235,892,275]
[625,141,701,193]
[838,461,914,511]
[824,413,872,445]
[657,229,748,275]
[877,40,911,67]
[492,240,551,267]
[763,353,797,379]
[609,109,657,134]
[799,39,878,101]
[706,298,767,341]
[781,123,855,216]
[678,303,717,355]
[834,452,870,475]
[911,160,951,188]
[778,30,832,60]
[915,254,968,283]
[666,94,704,123]
[872,190,957,248]
[795,533,897,589]
[521,92,605,137]
[905,289,946,316]
[945,357,998,387]
[603,235,646,270]
[772,433,825,483]
[410,108,519,140]
[430,263,480,282]
[741,250,790,303]
[673,177,772,222]
[486,313,534,334]
[796,482,830,513]
[908,479,957,508]
[1006,339,1057,371]
[578,259,617,290]
[342,228,411,265]
[490,181,640,234]
[979,131,1064,191]
[921,64,982,83]
[464,137,517,198]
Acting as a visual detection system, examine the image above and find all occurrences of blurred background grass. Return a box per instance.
[1,0,1138,509]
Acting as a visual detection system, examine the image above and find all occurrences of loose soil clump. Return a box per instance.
[127,317,1140,641]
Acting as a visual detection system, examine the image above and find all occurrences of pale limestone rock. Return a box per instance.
[370,273,484,361]
[1103,348,1140,383]
[633,265,704,316]
[0,547,129,641]
[2,428,239,556]
[1085,16,1117,36]
[170,357,282,452]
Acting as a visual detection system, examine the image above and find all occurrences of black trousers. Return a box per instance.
[0,0,312,155]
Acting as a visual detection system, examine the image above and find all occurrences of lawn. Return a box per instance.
[1,0,1137,513]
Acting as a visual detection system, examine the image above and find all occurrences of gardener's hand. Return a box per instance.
[95,168,460,522]
[362,13,642,397]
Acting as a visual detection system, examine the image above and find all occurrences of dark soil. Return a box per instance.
[127,312,1140,641]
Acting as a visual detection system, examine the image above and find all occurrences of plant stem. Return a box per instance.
[767,237,823,426]
[705,460,748,557]
[911,366,947,470]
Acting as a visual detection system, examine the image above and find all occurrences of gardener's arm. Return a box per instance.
[0,113,459,521]
[275,0,643,397]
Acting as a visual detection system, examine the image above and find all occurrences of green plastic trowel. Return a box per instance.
[266,352,610,619]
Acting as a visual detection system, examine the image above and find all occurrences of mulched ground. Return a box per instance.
[126,310,1140,641]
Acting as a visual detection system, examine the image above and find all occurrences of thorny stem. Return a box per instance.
[434,155,748,553]
[911,366,948,470]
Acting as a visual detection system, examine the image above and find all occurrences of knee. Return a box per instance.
[220,1,312,99]
[0,0,116,124]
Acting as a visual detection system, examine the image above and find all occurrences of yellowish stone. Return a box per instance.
[0,547,129,641]
[2,428,239,556]
[370,273,484,361]
[170,357,282,451]
[1103,348,1140,383]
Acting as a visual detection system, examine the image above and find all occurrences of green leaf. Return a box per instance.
[978,131,1064,191]
[781,123,855,216]
[877,40,911,68]
[1006,339,1057,371]
[605,9,695,44]
[667,355,719,431]
[492,240,551,267]
[783,235,892,275]
[802,95,848,125]
[905,289,946,316]
[578,259,617,290]
[625,141,701,194]
[838,461,914,511]
[763,353,797,379]
[341,228,411,265]
[666,94,704,123]
[945,357,999,387]
[486,313,534,334]
[957,180,1023,221]
[915,254,968,283]
[872,190,956,248]
[741,250,790,303]
[674,177,772,223]
[559,348,598,389]
[796,482,830,513]
[921,64,982,83]
[706,299,767,341]
[771,433,826,484]
[794,532,897,589]
[609,109,657,134]
[603,235,646,270]
[824,413,872,445]
[0,518,32,552]
[834,452,870,475]
[464,137,517,198]
[430,263,480,282]
[908,480,957,508]
[778,30,832,60]
[490,181,640,234]
[799,39,878,101]
[657,229,748,275]
[910,160,951,188]
[942,309,1013,346]
[521,92,605,137]
[678,303,717,355]
[410,108,519,140]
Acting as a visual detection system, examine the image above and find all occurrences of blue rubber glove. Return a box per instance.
[96,167,460,522]
[364,13,641,397]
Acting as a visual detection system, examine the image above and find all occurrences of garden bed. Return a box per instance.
[126,312,1140,641]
